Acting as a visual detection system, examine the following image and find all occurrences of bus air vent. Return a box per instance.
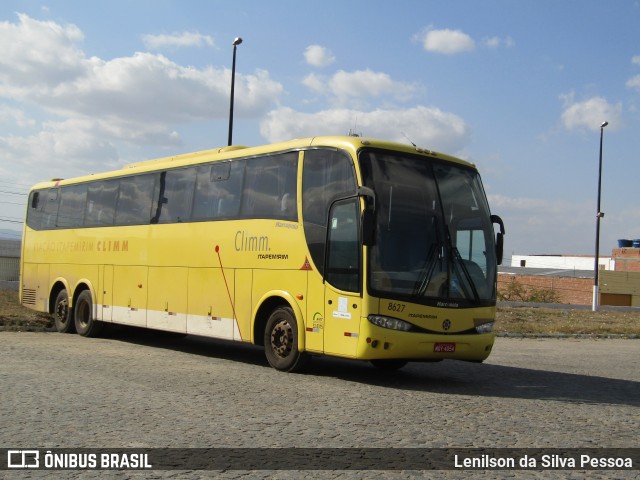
[22,289,36,305]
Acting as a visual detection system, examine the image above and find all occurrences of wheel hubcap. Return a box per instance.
[270,319,293,358]
[56,300,68,324]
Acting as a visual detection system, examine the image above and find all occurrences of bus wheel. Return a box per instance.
[370,359,408,371]
[53,289,75,334]
[74,290,103,337]
[264,306,308,372]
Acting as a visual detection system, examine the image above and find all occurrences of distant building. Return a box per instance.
[501,246,640,306]
[511,254,614,271]
[598,248,640,306]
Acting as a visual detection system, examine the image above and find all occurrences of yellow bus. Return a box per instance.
[20,136,504,371]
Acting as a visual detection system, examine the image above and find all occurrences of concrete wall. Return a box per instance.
[0,257,19,281]
[0,239,21,282]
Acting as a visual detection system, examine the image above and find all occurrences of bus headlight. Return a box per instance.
[368,315,413,332]
[474,321,494,334]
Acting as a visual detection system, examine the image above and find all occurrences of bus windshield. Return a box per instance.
[360,149,497,307]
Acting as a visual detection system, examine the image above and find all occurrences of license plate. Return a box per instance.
[434,342,456,353]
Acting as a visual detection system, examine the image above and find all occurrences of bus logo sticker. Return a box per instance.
[312,312,323,330]
[442,319,451,331]
[300,257,312,271]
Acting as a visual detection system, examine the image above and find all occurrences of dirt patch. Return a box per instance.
[496,306,640,336]
[0,290,53,330]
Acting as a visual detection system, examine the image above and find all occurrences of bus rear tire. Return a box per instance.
[74,290,103,337]
[264,306,308,372]
[53,289,75,334]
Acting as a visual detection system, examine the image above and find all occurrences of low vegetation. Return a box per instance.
[498,278,561,304]
[495,306,640,336]
[1,290,639,336]
[0,290,52,329]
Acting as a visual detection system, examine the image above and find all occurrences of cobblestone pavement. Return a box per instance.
[1,331,638,479]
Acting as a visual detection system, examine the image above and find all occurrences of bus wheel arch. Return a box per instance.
[253,294,308,372]
[72,286,103,337]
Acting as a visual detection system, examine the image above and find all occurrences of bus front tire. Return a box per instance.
[53,289,75,334]
[74,290,103,337]
[264,306,308,372]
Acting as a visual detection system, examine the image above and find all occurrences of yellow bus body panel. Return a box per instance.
[20,136,495,365]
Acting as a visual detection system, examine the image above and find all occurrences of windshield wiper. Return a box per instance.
[453,247,480,301]
[414,242,440,296]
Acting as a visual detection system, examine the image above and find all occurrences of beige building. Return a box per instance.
[599,248,640,306]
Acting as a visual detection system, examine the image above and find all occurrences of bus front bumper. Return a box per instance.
[355,319,496,363]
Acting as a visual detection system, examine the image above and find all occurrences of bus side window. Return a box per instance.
[193,160,244,220]
[302,149,357,276]
[326,198,360,292]
[84,180,119,227]
[57,184,88,229]
[26,191,43,230]
[38,188,60,230]
[115,174,157,226]
[155,167,197,224]
[241,153,298,221]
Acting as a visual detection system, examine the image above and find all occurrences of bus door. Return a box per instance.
[323,198,362,357]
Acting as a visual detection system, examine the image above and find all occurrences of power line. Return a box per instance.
[0,180,32,188]
[0,217,23,224]
[0,190,27,196]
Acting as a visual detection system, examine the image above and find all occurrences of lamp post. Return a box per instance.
[593,120,608,311]
[228,37,243,146]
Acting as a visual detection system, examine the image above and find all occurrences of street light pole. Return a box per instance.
[228,37,243,146]
[593,120,608,311]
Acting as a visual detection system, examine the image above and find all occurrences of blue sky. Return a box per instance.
[0,0,639,264]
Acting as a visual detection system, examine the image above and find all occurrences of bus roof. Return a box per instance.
[29,136,476,190]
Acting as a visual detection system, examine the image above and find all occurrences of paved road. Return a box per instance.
[0,331,638,479]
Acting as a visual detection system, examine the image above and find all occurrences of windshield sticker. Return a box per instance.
[333,297,352,319]
[338,297,348,313]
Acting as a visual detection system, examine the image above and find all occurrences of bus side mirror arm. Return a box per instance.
[491,215,505,265]
[358,187,376,246]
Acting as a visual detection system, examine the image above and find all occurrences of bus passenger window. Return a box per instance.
[26,190,44,230]
[57,184,87,229]
[156,167,197,224]
[193,160,244,220]
[41,189,60,230]
[115,174,156,225]
[241,153,298,221]
[84,180,118,227]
